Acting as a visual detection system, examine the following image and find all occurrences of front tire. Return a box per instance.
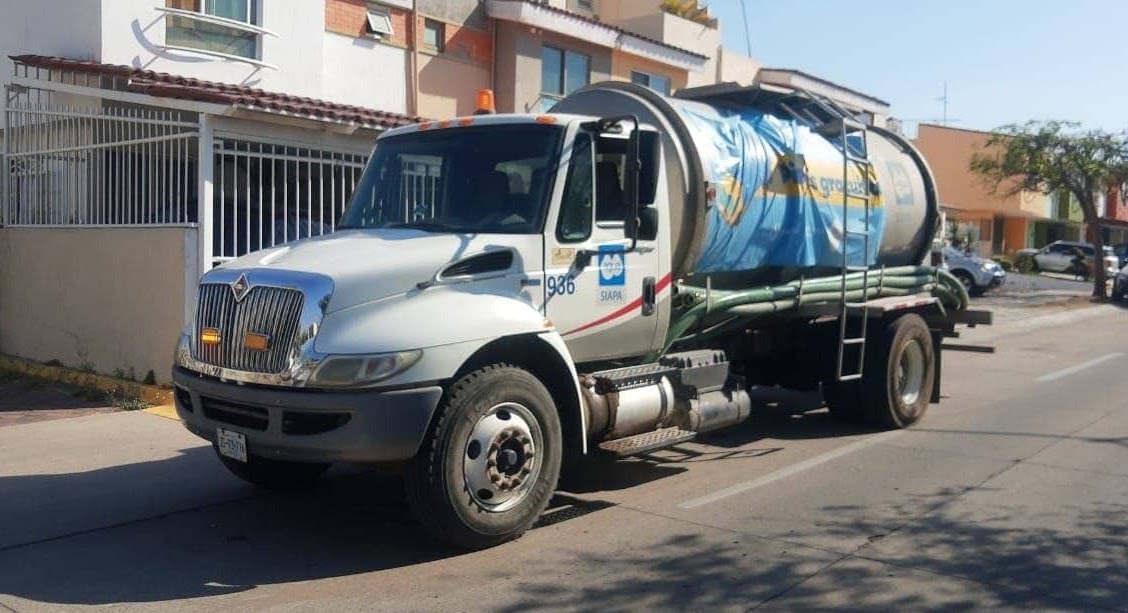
[952,270,982,297]
[405,364,562,550]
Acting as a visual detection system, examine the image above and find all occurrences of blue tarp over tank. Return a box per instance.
[671,103,886,275]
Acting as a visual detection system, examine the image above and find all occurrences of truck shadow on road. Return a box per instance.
[0,452,462,606]
[559,386,877,495]
[0,388,890,607]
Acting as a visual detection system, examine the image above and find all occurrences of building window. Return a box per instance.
[365,7,394,39]
[631,70,671,95]
[165,0,260,60]
[542,46,590,106]
[576,0,594,10]
[423,19,444,51]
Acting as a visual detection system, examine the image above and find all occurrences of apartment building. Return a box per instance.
[0,0,892,380]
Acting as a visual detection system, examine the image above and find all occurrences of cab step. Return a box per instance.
[597,427,696,458]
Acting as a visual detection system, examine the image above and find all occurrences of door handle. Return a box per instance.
[641,276,656,316]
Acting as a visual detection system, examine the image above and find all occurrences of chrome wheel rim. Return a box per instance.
[463,402,542,513]
[895,340,926,407]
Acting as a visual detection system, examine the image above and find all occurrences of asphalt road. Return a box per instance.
[1,304,1126,612]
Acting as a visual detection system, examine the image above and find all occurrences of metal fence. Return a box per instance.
[210,138,368,265]
[3,103,199,226]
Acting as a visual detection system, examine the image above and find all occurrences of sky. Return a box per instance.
[709,0,1128,135]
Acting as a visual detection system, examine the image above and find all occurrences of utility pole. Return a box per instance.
[938,81,949,126]
[740,0,752,57]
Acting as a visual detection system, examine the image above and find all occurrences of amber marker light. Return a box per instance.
[200,328,222,345]
[244,332,270,352]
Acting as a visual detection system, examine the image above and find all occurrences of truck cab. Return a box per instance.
[174,111,667,548]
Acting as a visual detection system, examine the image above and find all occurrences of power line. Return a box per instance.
[739,0,752,57]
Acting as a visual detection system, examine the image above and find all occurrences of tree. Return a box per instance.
[659,0,716,26]
[970,121,1128,298]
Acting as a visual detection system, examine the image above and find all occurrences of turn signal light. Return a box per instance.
[200,328,222,345]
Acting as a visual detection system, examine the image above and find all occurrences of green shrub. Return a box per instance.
[1012,252,1036,274]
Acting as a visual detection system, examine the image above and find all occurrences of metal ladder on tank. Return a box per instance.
[776,90,876,382]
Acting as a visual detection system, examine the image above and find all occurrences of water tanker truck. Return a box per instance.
[172,82,990,549]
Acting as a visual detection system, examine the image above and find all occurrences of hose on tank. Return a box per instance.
[648,265,969,360]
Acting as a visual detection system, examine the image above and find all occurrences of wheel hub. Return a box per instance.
[464,403,541,512]
[896,340,926,407]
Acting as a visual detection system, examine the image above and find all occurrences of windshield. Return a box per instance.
[339,125,563,234]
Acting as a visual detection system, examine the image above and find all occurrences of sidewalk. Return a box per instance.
[0,378,116,428]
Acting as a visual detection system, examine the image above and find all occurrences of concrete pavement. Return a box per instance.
[0,302,1125,611]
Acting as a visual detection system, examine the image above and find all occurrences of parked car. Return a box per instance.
[1112,243,1128,268]
[1113,263,1128,302]
[1031,240,1119,278]
[943,247,1006,296]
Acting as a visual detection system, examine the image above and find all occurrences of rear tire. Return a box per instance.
[864,314,935,429]
[216,450,330,490]
[405,364,562,550]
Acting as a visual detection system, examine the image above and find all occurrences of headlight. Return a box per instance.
[979,262,995,271]
[307,350,422,388]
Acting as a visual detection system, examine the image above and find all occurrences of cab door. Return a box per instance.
[544,128,662,363]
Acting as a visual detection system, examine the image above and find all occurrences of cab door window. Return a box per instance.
[556,133,594,242]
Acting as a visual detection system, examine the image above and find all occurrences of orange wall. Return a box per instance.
[1003,217,1028,254]
[914,124,1035,216]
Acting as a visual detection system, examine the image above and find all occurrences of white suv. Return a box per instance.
[1033,240,1118,277]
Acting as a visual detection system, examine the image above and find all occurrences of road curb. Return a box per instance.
[143,404,179,421]
[0,354,173,407]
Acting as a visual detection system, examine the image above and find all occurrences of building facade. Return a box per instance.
[912,124,1081,256]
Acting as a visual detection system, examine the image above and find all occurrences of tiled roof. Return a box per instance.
[11,55,425,130]
[492,0,709,61]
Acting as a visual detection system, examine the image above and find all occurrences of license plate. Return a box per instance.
[217,428,247,463]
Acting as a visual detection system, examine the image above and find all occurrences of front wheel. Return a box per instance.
[405,364,562,550]
[952,270,983,297]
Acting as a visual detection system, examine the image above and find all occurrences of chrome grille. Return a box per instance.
[194,283,305,374]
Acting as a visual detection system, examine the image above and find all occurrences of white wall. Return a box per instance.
[98,0,327,100]
[717,48,761,86]
[321,32,407,114]
[0,0,102,130]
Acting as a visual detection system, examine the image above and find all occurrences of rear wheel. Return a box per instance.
[405,364,562,550]
[216,450,330,490]
[864,314,935,429]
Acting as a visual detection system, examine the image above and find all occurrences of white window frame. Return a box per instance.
[366,7,394,39]
[157,1,277,69]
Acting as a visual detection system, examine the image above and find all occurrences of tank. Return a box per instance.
[551,82,940,288]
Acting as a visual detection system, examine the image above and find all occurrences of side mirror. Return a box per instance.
[639,206,658,241]
[638,131,660,206]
